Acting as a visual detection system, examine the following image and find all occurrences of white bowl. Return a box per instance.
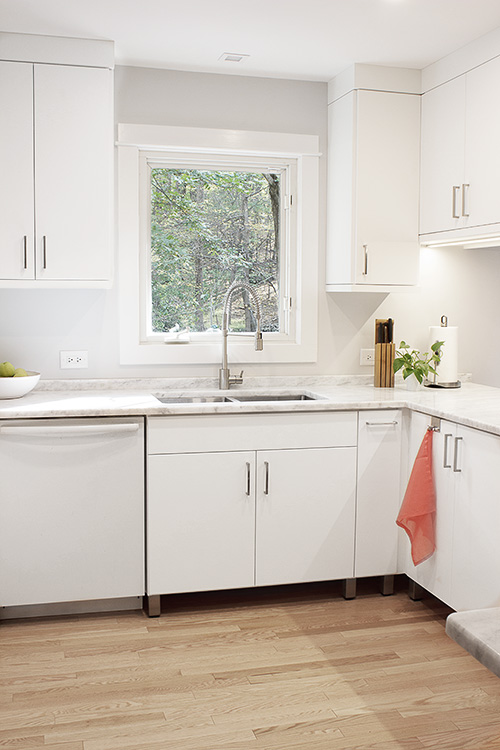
[0,372,40,399]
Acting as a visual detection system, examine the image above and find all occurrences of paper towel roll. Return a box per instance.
[429,325,458,384]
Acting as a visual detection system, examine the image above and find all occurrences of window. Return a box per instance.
[118,125,319,365]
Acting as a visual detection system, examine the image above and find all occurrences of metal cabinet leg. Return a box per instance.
[343,578,357,600]
[146,594,161,617]
[380,575,395,596]
[408,580,424,601]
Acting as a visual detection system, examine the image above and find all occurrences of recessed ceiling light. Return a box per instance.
[219,52,250,63]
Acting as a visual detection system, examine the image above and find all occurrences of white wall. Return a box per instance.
[0,65,498,385]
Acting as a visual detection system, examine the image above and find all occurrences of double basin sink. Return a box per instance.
[156,392,320,405]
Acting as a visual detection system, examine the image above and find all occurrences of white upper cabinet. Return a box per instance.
[420,55,500,243]
[34,64,113,282]
[420,76,466,236]
[0,34,113,287]
[326,67,421,292]
[0,62,35,280]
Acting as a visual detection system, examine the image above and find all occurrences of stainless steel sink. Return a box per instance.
[232,393,317,402]
[155,392,319,404]
[156,395,235,404]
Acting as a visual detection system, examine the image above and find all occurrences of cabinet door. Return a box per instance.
[147,451,255,595]
[356,411,402,577]
[327,89,420,289]
[34,64,112,281]
[465,57,500,229]
[404,413,456,607]
[356,91,420,286]
[0,61,35,280]
[255,447,356,586]
[420,76,466,235]
[451,425,500,610]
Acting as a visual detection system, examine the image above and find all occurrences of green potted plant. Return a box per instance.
[393,340,444,389]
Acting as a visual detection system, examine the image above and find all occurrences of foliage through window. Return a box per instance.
[149,168,281,335]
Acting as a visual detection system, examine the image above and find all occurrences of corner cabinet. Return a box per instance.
[404,411,500,611]
[326,88,420,291]
[146,413,357,602]
[0,60,113,286]
[420,55,500,244]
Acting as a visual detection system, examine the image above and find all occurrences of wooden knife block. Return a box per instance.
[374,319,395,388]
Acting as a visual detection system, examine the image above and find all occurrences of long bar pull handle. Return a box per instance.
[23,236,28,270]
[453,436,463,472]
[362,244,368,276]
[42,236,47,269]
[443,433,453,468]
[452,186,461,219]
[264,461,270,495]
[462,183,470,217]
[365,420,398,427]
[0,423,140,437]
[245,462,251,496]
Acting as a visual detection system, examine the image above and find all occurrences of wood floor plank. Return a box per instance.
[2,580,499,749]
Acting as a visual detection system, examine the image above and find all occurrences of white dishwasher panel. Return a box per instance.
[0,418,145,607]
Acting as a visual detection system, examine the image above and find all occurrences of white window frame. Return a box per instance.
[117,124,319,365]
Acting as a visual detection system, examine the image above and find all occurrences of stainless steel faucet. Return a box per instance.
[219,282,264,389]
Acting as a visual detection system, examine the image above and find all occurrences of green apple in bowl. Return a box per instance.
[0,361,15,377]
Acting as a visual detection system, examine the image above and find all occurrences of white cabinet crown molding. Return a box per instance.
[328,63,421,104]
[0,31,114,69]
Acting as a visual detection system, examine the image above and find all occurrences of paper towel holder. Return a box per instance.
[424,315,461,389]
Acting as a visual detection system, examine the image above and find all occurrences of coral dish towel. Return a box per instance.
[396,428,436,566]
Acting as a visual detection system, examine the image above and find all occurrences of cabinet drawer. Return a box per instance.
[148,411,357,454]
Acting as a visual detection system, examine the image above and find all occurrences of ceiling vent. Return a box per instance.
[219,52,249,63]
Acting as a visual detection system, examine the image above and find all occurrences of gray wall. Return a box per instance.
[0,65,497,384]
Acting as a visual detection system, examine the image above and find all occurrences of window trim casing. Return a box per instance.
[117,124,319,365]
[141,152,293,342]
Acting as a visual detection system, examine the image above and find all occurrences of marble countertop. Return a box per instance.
[1,376,500,436]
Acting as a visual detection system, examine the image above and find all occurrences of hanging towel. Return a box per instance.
[396,428,436,566]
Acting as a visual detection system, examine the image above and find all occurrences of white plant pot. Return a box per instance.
[405,374,421,391]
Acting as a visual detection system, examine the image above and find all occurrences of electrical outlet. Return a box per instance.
[360,348,375,366]
[60,350,88,369]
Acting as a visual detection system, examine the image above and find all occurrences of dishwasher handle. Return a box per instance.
[0,423,140,438]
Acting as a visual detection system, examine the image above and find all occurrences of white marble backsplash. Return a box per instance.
[34,372,471,392]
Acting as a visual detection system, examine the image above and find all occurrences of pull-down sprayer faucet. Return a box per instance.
[218,282,263,389]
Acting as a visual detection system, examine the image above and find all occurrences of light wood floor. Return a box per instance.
[2,577,500,749]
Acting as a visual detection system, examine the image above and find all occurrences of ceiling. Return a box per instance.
[3,0,500,81]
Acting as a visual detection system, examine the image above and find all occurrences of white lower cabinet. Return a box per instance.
[355,410,402,578]
[255,447,356,586]
[451,424,500,610]
[146,413,358,597]
[405,412,456,606]
[404,412,500,611]
[148,451,256,595]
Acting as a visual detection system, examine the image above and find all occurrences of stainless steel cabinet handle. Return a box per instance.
[452,186,461,219]
[42,236,47,269]
[453,436,463,472]
[462,183,470,217]
[0,423,139,437]
[264,461,270,495]
[245,462,251,496]
[443,433,453,469]
[23,236,28,269]
[365,420,398,426]
[362,244,368,276]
